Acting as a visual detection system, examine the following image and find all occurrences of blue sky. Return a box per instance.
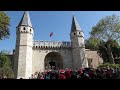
[0,11,120,53]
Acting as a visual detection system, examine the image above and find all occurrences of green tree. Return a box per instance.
[0,52,14,78]
[89,14,120,64]
[85,38,109,62]
[0,11,10,40]
[0,54,11,68]
[85,37,101,50]
[85,38,120,63]
[0,67,14,78]
[98,40,120,63]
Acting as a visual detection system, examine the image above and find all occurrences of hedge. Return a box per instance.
[99,63,120,69]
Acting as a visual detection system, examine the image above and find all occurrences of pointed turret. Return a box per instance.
[70,14,88,69]
[71,15,82,32]
[14,11,33,79]
[18,11,32,27]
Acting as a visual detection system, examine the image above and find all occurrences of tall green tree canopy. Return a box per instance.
[90,14,120,42]
[89,14,120,64]
[0,11,10,40]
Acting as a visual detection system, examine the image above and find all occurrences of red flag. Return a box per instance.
[50,32,53,37]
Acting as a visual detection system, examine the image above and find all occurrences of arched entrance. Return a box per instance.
[44,52,63,70]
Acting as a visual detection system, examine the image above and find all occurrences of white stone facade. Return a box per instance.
[14,12,103,79]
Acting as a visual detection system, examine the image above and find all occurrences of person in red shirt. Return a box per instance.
[59,70,66,79]
[59,73,66,79]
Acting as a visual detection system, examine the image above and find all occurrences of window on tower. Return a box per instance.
[74,33,75,35]
[23,27,26,30]
[30,29,31,32]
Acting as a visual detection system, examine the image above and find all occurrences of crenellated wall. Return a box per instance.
[33,41,71,48]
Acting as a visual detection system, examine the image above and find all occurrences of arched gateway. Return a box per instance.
[44,52,63,70]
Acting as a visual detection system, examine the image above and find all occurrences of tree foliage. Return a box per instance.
[0,67,14,78]
[90,14,120,42]
[99,63,120,69]
[0,11,10,40]
[0,52,14,78]
[85,37,101,50]
[87,14,120,64]
[98,40,120,63]
[0,54,11,68]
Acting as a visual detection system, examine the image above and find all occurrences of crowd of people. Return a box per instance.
[30,67,120,79]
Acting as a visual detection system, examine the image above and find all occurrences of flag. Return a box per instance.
[50,32,53,37]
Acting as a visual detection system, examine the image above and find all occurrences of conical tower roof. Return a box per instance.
[71,15,82,32]
[18,11,32,27]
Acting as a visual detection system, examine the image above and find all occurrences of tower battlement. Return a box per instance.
[33,40,71,48]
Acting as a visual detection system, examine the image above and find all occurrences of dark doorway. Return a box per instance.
[49,62,55,67]
[49,62,56,70]
[44,52,63,70]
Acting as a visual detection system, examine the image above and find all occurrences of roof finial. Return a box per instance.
[72,11,74,16]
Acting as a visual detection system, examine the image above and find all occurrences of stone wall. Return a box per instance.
[85,49,103,68]
[32,47,73,74]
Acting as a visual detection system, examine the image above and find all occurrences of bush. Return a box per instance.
[99,63,120,68]
[0,67,15,78]
[0,52,15,78]
[0,53,12,68]
[99,63,120,69]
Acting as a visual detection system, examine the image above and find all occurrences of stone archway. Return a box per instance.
[44,52,63,70]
